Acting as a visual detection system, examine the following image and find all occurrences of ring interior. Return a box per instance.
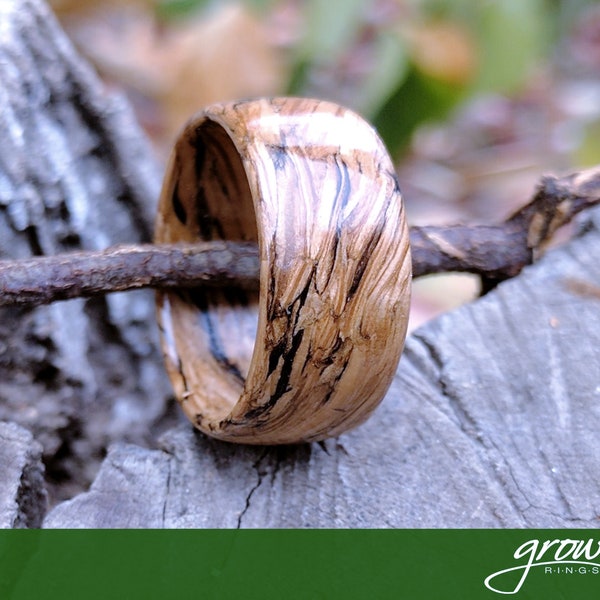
[160,118,259,425]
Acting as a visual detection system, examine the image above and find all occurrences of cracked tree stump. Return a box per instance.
[44,211,600,527]
[0,0,173,504]
[0,422,47,528]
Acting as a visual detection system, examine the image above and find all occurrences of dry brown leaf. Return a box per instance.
[54,2,285,153]
[407,21,477,85]
[160,4,285,141]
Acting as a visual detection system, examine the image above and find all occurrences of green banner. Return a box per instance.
[1,530,599,599]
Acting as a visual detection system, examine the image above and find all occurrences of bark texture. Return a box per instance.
[0,422,46,528]
[0,0,173,504]
[45,209,600,527]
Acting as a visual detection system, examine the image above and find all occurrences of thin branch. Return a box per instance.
[0,242,260,307]
[0,167,598,308]
[409,224,527,279]
[411,167,600,280]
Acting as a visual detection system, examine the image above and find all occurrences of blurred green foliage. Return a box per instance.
[155,0,598,158]
[373,66,463,157]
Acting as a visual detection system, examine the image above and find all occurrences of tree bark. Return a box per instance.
[0,422,46,528]
[0,0,173,505]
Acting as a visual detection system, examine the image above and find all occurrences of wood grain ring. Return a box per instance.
[155,97,412,444]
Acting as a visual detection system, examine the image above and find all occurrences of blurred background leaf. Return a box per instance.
[155,0,212,20]
[470,0,549,94]
[51,0,600,157]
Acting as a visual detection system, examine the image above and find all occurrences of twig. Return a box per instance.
[0,168,598,307]
[0,242,260,307]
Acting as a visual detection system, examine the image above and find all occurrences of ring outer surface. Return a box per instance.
[155,97,412,444]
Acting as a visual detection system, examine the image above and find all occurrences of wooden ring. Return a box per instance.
[155,98,412,444]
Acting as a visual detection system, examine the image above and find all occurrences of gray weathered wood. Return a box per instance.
[0,0,173,504]
[0,422,46,528]
[44,212,600,527]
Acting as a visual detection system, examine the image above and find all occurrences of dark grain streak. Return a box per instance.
[191,291,245,384]
[171,184,187,225]
[348,221,385,300]
[267,144,288,171]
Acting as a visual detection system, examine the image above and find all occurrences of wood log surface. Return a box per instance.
[0,0,173,505]
[1,0,600,528]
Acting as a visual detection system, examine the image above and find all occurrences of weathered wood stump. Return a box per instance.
[2,0,600,528]
[0,0,174,505]
[0,422,46,528]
